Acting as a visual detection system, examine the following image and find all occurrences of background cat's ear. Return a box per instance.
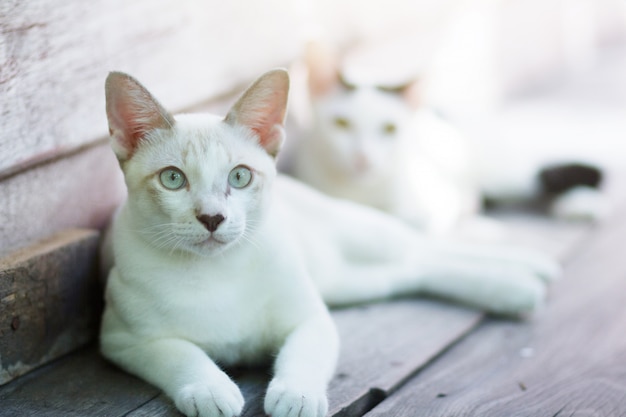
[306,41,342,97]
[224,69,289,158]
[105,72,175,161]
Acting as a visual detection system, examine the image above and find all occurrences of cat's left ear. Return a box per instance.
[225,69,289,158]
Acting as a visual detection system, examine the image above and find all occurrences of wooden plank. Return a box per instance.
[0,229,101,385]
[0,347,160,417]
[0,0,305,176]
[0,143,125,256]
[0,343,278,417]
[363,208,626,416]
[328,301,481,416]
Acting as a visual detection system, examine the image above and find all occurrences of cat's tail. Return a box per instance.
[538,162,603,194]
[539,162,609,221]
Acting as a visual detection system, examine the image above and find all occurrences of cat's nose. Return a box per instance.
[197,214,225,232]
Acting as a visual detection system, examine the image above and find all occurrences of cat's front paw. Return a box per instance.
[490,274,547,315]
[174,378,244,417]
[550,186,610,222]
[264,377,328,417]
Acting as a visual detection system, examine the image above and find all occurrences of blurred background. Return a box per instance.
[297,0,626,175]
[1,0,625,255]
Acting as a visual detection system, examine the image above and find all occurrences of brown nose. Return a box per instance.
[197,214,225,232]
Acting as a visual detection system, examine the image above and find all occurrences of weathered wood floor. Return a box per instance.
[1,197,625,416]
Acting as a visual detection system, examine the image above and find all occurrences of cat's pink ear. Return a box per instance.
[105,72,175,161]
[224,69,289,158]
[306,41,341,97]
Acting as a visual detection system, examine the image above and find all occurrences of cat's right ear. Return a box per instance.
[224,69,289,158]
[105,72,175,161]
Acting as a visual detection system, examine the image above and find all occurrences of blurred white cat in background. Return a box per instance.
[283,42,608,237]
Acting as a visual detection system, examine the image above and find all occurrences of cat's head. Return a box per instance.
[306,43,420,181]
[105,69,289,258]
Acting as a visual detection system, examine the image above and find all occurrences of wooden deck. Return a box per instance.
[1,194,625,416]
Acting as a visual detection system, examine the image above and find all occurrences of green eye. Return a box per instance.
[228,166,252,189]
[159,167,187,190]
[333,117,351,130]
[383,122,397,135]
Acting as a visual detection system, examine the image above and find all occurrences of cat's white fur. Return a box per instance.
[100,69,559,417]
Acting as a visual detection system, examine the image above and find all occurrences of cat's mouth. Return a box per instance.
[195,235,228,247]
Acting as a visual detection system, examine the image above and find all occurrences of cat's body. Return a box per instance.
[289,44,607,234]
[101,69,558,417]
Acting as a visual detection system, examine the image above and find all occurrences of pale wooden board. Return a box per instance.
[0,229,101,385]
[0,0,306,176]
[0,143,125,256]
[328,301,481,416]
[363,209,626,416]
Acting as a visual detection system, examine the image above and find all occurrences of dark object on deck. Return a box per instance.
[539,163,603,195]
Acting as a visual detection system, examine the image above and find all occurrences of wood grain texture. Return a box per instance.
[0,0,306,176]
[0,142,125,256]
[0,347,160,416]
[0,229,101,385]
[364,208,626,417]
[328,301,481,416]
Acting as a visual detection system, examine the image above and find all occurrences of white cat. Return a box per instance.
[291,72,479,235]
[100,69,559,417]
[289,44,607,234]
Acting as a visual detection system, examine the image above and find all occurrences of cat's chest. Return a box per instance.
[114,255,290,364]
[164,280,277,361]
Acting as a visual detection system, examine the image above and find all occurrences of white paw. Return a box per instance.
[174,379,244,417]
[500,279,545,315]
[264,378,328,417]
[550,186,610,222]
[487,272,547,315]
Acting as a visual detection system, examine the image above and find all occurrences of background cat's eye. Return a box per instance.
[382,122,397,136]
[228,166,252,189]
[333,116,351,130]
[159,167,187,190]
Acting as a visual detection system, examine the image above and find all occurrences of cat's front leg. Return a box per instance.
[264,311,339,417]
[101,312,244,417]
